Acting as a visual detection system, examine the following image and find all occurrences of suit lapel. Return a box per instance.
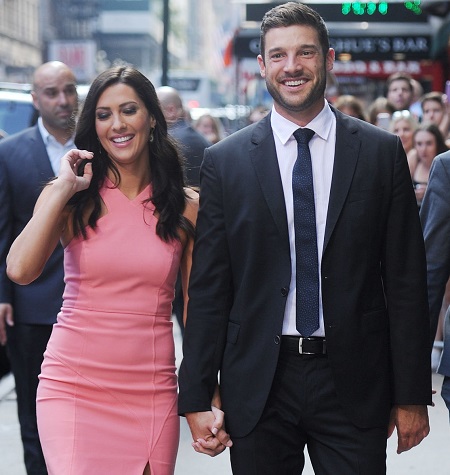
[247,111,361,255]
[24,125,54,185]
[249,116,290,251]
[28,126,54,180]
[323,110,360,252]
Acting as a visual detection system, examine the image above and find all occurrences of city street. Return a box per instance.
[1,319,449,475]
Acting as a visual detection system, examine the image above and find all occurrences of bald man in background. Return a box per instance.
[157,86,210,334]
[0,61,78,474]
[157,86,210,189]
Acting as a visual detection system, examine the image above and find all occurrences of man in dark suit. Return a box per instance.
[0,61,78,475]
[156,85,210,334]
[420,150,450,417]
[178,3,431,474]
[156,86,210,189]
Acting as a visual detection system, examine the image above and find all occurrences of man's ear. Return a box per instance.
[257,55,266,78]
[31,91,40,111]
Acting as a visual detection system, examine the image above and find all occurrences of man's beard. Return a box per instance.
[265,73,326,114]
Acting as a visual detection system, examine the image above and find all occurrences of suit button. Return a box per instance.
[274,335,281,345]
[280,287,289,297]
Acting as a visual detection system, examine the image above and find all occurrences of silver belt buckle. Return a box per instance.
[298,337,314,355]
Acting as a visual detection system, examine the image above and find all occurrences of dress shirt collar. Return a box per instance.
[37,117,75,148]
[271,100,334,146]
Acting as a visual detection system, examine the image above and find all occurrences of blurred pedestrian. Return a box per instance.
[156,86,210,336]
[411,122,448,208]
[420,91,450,146]
[0,61,78,475]
[367,96,395,128]
[7,66,198,475]
[178,3,431,474]
[409,78,424,121]
[389,109,419,174]
[248,105,270,124]
[156,86,210,190]
[194,113,225,144]
[334,94,367,121]
[385,72,414,112]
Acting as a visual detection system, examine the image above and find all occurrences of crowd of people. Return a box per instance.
[0,2,449,475]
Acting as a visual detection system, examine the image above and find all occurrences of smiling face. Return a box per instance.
[95,83,155,172]
[257,24,334,126]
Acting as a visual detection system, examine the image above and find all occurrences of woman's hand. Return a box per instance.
[58,149,94,194]
[6,149,94,285]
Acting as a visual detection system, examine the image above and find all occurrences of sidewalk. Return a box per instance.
[1,322,449,474]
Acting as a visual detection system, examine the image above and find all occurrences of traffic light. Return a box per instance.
[341,2,389,16]
[404,1,422,15]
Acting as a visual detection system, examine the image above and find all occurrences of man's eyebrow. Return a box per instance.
[42,83,77,92]
[267,44,319,54]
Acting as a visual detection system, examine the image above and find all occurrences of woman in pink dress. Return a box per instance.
[6,67,200,475]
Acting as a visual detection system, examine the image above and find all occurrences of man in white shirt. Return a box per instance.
[0,61,78,475]
[178,3,431,474]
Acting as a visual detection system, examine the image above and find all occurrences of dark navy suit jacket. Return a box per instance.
[0,126,64,324]
[178,107,432,436]
[168,119,210,188]
[421,150,450,376]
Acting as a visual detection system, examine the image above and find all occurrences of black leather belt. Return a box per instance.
[281,336,327,355]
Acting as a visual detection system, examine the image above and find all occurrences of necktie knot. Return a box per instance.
[293,128,314,145]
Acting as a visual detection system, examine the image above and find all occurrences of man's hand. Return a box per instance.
[185,408,233,457]
[388,405,430,454]
[0,303,13,345]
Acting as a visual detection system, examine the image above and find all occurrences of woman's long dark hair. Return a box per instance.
[70,66,194,242]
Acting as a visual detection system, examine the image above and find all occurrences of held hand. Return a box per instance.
[58,149,94,194]
[210,405,233,446]
[0,303,13,345]
[186,410,233,457]
[388,405,430,454]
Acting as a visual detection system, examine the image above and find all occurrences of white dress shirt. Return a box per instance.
[271,101,336,337]
[38,117,75,176]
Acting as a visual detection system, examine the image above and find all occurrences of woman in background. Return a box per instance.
[389,110,419,175]
[194,113,224,144]
[334,94,367,121]
[411,122,448,207]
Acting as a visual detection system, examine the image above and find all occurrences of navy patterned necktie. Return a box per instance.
[292,128,319,337]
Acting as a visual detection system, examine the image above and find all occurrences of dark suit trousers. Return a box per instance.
[230,348,388,475]
[7,323,52,475]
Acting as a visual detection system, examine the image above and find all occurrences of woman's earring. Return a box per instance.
[97,137,102,155]
[149,128,154,143]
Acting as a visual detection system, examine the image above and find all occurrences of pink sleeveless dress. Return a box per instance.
[37,179,182,475]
